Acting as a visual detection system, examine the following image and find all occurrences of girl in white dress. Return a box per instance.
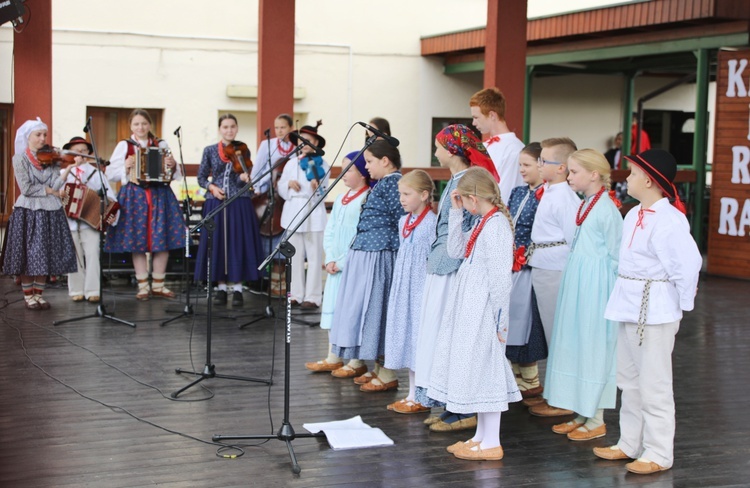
[427,167,521,461]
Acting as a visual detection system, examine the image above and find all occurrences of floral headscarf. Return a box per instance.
[436,124,500,182]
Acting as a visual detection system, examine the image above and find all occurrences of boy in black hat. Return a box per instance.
[62,136,118,303]
[596,149,701,475]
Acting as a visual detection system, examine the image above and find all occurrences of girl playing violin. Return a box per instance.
[277,121,329,309]
[105,109,184,300]
[193,114,263,306]
[3,118,78,310]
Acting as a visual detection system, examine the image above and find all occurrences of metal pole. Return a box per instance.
[692,48,710,249]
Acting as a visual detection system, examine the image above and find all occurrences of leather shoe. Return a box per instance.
[290,300,301,307]
[305,360,343,372]
[522,396,546,407]
[446,440,479,453]
[429,415,477,432]
[393,400,430,414]
[332,364,368,378]
[567,424,606,441]
[231,291,243,306]
[214,290,228,305]
[71,295,85,302]
[88,296,100,303]
[454,445,504,461]
[387,399,407,411]
[520,385,544,399]
[593,446,631,461]
[423,415,442,426]
[353,371,376,384]
[529,401,574,417]
[300,301,319,309]
[552,420,585,435]
[360,378,398,392]
[626,459,669,475]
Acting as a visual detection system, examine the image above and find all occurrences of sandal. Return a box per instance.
[151,279,175,298]
[35,295,51,310]
[24,296,40,310]
[136,278,150,301]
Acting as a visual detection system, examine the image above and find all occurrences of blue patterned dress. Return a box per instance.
[505,184,548,363]
[384,210,437,370]
[193,143,263,282]
[329,172,405,360]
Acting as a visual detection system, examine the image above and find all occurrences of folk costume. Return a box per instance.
[3,119,78,309]
[329,171,405,363]
[193,141,263,292]
[543,187,622,435]
[61,137,118,302]
[427,207,521,413]
[602,150,701,472]
[277,126,329,307]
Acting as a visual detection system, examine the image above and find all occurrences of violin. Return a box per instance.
[222,141,252,175]
[36,145,109,168]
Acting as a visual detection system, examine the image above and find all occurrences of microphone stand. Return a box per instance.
[55,117,135,328]
[160,127,224,326]
[237,129,279,328]
[170,149,297,398]
[212,134,379,474]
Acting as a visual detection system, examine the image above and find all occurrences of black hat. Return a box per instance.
[624,149,686,213]
[62,136,93,153]
[289,120,325,148]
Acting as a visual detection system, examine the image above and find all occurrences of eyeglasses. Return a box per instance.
[537,157,562,166]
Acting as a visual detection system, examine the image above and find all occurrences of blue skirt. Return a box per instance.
[329,250,396,360]
[193,197,263,282]
[105,184,185,253]
[2,207,77,276]
[505,288,548,364]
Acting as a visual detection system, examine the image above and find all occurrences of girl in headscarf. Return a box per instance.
[3,118,78,309]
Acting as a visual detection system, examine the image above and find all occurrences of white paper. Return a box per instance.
[303,416,394,450]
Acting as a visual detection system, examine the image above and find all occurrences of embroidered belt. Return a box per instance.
[617,274,669,346]
[526,240,566,260]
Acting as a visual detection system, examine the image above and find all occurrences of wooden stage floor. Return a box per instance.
[0,274,747,487]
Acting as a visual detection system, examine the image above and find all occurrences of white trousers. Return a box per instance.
[67,226,101,298]
[531,267,562,346]
[288,231,323,305]
[616,321,680,468]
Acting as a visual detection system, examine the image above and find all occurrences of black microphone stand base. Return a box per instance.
[212,241,324,475]
[53,302,136,327]
[172,363,272,399]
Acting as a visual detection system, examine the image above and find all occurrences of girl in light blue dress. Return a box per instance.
[543,149,623,441]
[305,152,370,373]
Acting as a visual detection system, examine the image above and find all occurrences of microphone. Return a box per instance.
[358,121,399,147]
[83,116,92,133]
[289,132,325,156]
[173,126,181,136]
[264,128,271,138]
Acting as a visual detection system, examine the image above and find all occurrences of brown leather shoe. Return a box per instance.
[332,364,368,378]
[626,459,669,475]
[71,295,85,302]
[88,296,100,303]
[567,424,606,441]
[593,446,632,461]
[387,399,407,411]
[446,440,479,453]
[353,371,376,384]
[393,400,430,414]
[522,396,546,407]
[528,401,574,417]
[520,385,544,399]
[552,420,585,435]
[429,415,477,432]
[360,378,398,392]
[300,301,319,309]
[423,415,442,426]
[454,445,504,461]
[305,360,343,372]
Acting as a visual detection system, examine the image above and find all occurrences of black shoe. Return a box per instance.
[214,290,227,305]
[232,290,244,306]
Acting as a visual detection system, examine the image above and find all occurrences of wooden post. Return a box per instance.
[257,0,295,144]
[484,0,527,134]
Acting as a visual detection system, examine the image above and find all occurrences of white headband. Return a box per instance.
[14,117,48,154]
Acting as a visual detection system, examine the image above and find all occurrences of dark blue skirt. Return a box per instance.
[505,288,548,364]
[105,184,186,253]
[2,207,77,276]
[193,197,263,282]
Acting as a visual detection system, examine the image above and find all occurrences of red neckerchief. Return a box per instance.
[484,135,501,146]
[342,186,368,205]
[217,142,230,163]
[26,148,43,171]
[535,182,547,201]
[465,207,499,258]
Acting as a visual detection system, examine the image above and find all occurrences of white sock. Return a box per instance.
[376,366,396,384]
[480,412,501,450]
[406,370,416,401]
[232,283,243,292]
[218,283,228,292]
[347,359,365,369]
[583,409,604,429]
[471,412,484,443]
